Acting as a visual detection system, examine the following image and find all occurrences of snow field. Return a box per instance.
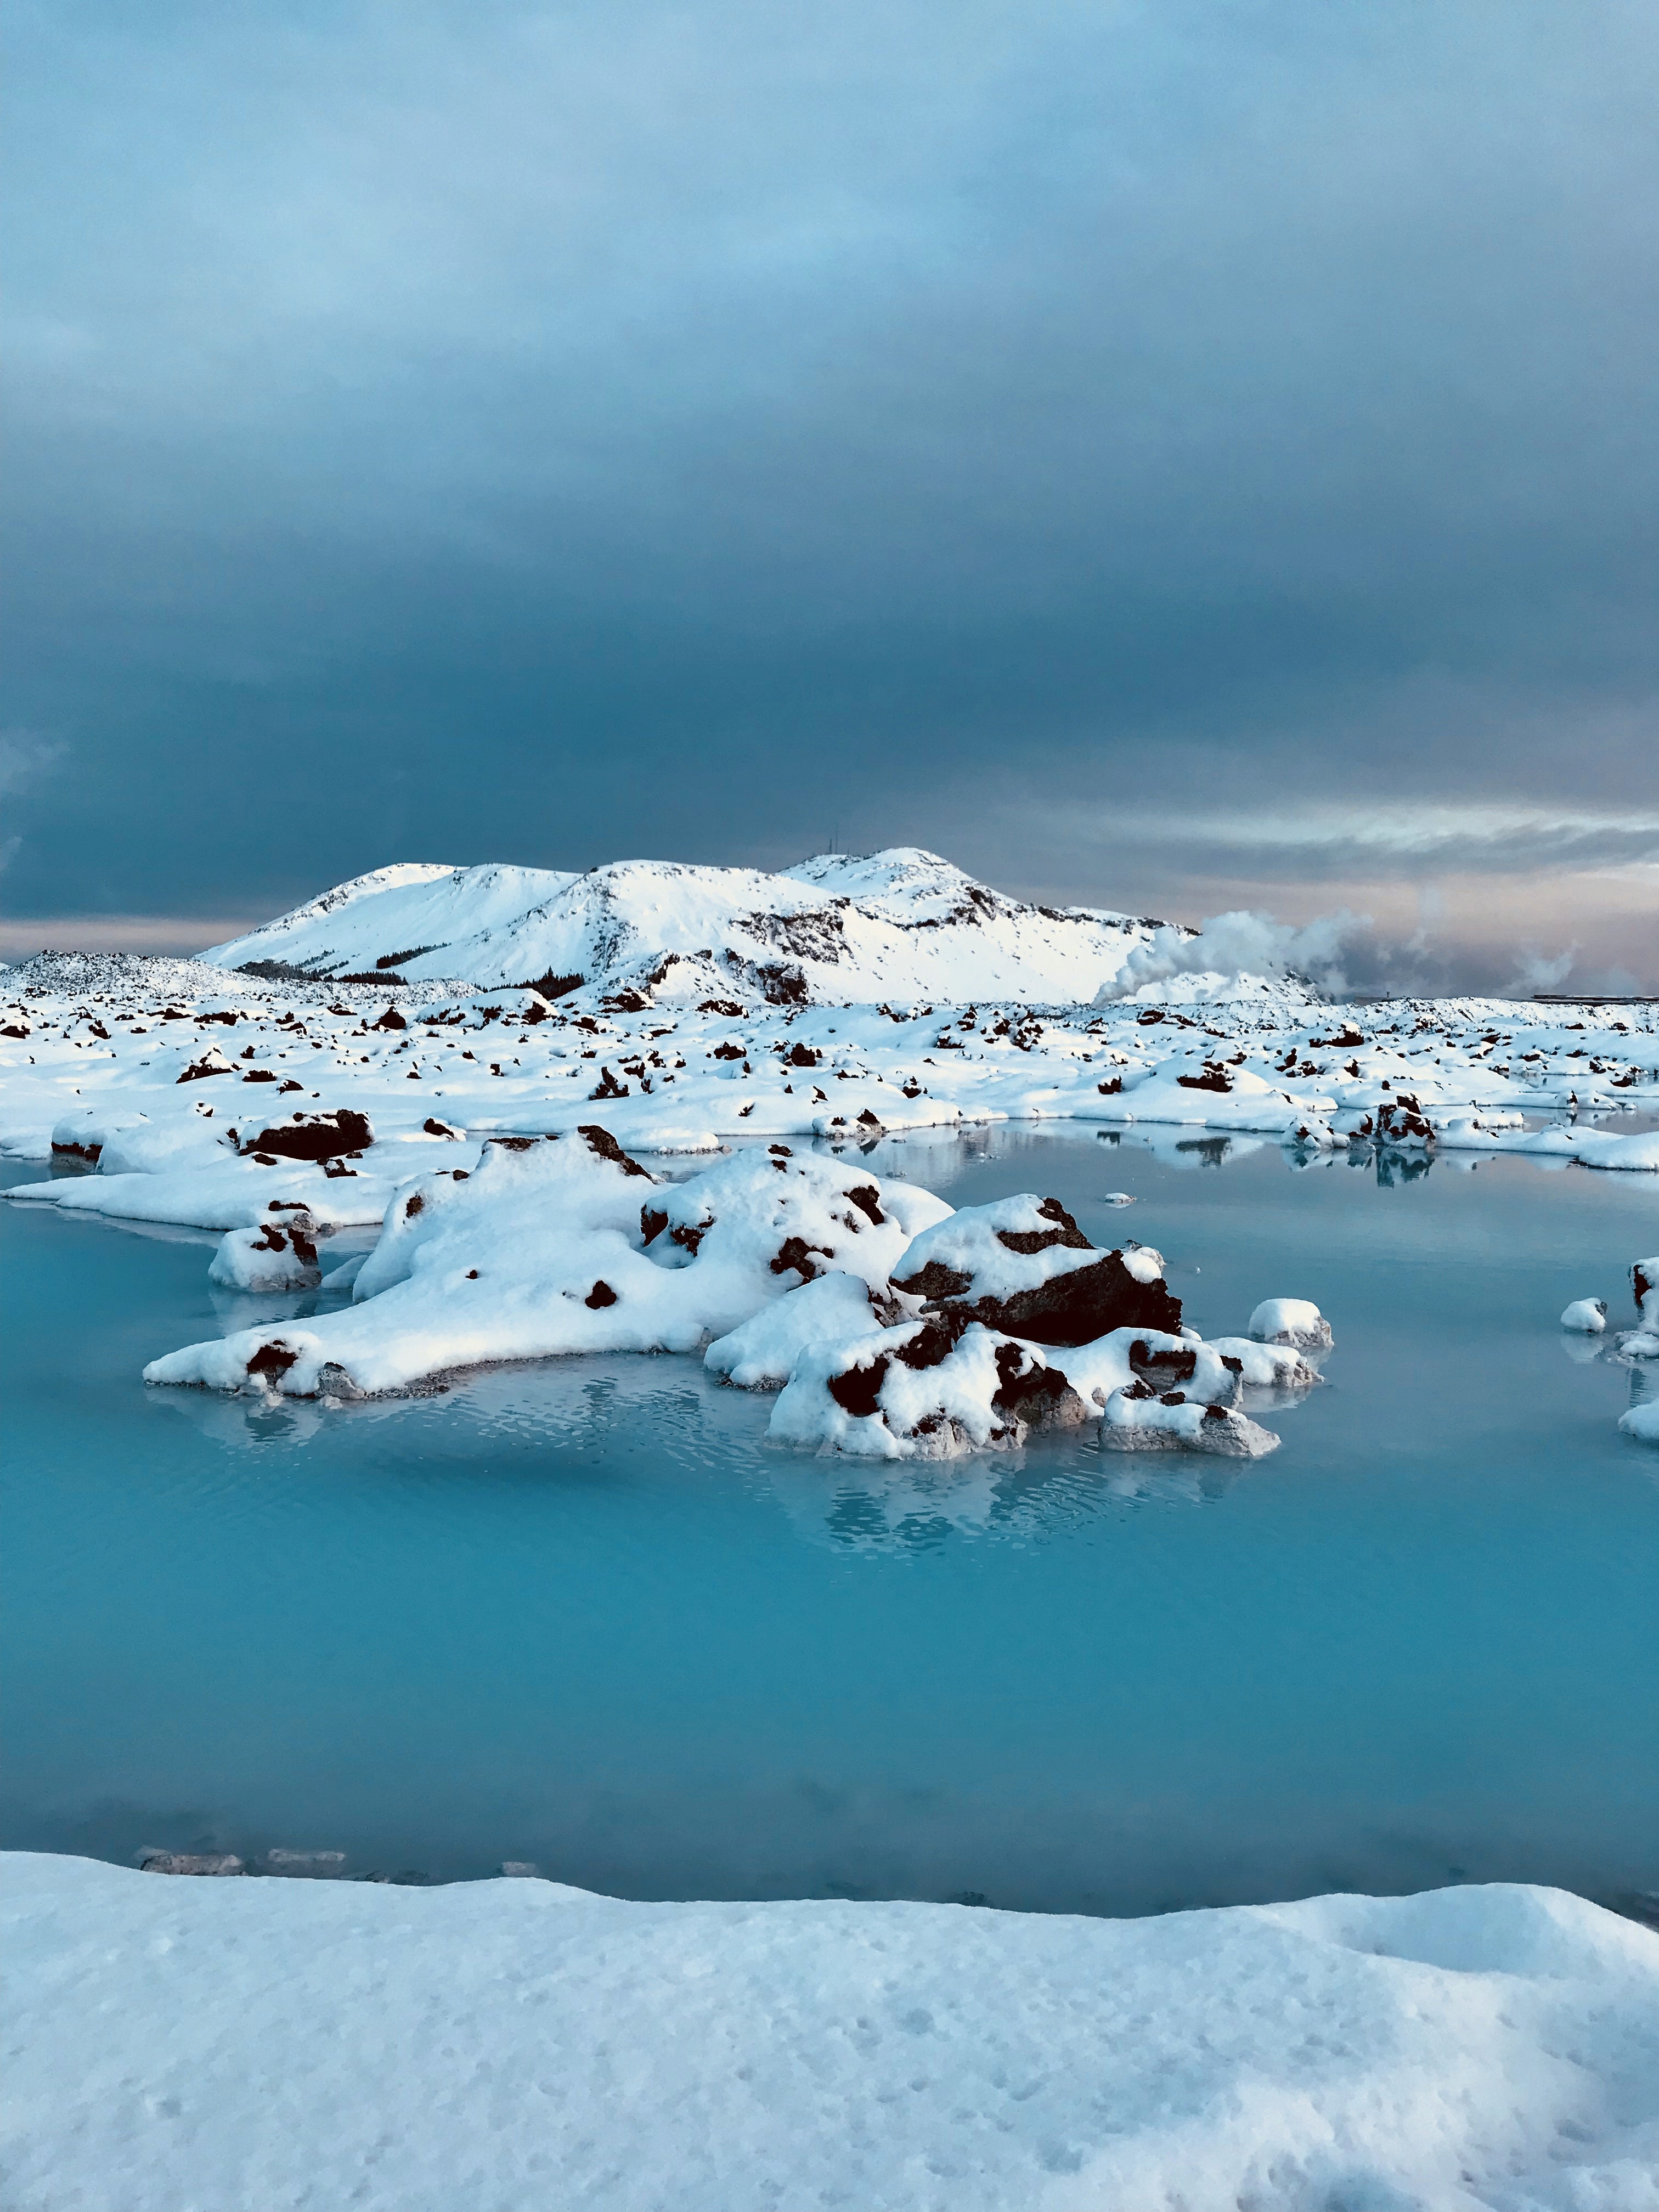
[4,1853,1658,2212]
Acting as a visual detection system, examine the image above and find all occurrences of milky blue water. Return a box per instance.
[4,1127,1658,1914]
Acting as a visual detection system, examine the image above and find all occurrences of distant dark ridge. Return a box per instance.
[1534,994,1658,1006]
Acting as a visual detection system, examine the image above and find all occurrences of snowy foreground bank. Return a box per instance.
[4,1855,1657,2212]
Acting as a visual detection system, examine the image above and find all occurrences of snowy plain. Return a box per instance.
[5,1853,1659,2212]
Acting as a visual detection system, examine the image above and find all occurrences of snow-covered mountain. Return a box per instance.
[200,849,1177,1007]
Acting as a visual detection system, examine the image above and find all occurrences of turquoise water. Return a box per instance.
[4,1129,1657,1914]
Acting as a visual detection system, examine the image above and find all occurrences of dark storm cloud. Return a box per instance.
[5,0,1656,984]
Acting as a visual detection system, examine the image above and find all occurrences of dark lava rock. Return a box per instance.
[246,1341,299,1378]
[1176,1062,1234,1093]
[771,1234,833,1282]
[575,1125,653,1178]
[240,1108,374,1162]
[893,1197,1183,1348]
[993,1196,1091,1256]
[991,1340,1090,1431]
[946,1250,1183,1347]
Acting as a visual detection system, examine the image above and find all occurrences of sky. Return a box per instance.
[5,0,1657,993]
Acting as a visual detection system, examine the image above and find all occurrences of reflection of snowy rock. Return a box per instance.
[208,1212,323,1291]
[1560,1298,1608,1333]
[1098,1385,1279,1457]
[892,1196,1182,1346]
[767,1458,1005,1551]
[1558,1333,1608,1368]
[706,1273,887,1389]
[769,1318,1089,1460]
[1248,1298,1333,1351]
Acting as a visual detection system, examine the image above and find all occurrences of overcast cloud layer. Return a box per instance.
[5,0,1656,990]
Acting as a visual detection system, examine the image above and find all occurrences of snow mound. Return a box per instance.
[1561,1297,1609,1333]
[7,1853,1656,2212]
[144,1136,940,1398]
[208,1214,323,1293]
[1249,1298,1334,1350]
[704,1273,889,1390]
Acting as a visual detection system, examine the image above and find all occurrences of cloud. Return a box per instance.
[0,913,261,958]
[1065,801,1659,885]
[0,730,66,876]
[3,2,1657,995]
[0,729,65,799]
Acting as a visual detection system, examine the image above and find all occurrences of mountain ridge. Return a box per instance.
[201,849,1183,1008]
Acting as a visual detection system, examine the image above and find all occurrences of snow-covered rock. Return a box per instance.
[1373,1093,1436,1147]
[704,1273,890,1389]
[891,1197,1183,1346]
[1621,1400,1659,1443]
[1617,1258,1659,1359]
[144,1135,945,1399]
[769,1316,1090,1459]
[1560,1297,1609,1333]
[1202,1335,1322,1390]
[208,1213,323,1293]
[49,1108,153,1165]
[1052,1326,1245,1410]
[1098,1385,1281,1457]
[238,1108,374,1163]
[1248,1298,1333,1351]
